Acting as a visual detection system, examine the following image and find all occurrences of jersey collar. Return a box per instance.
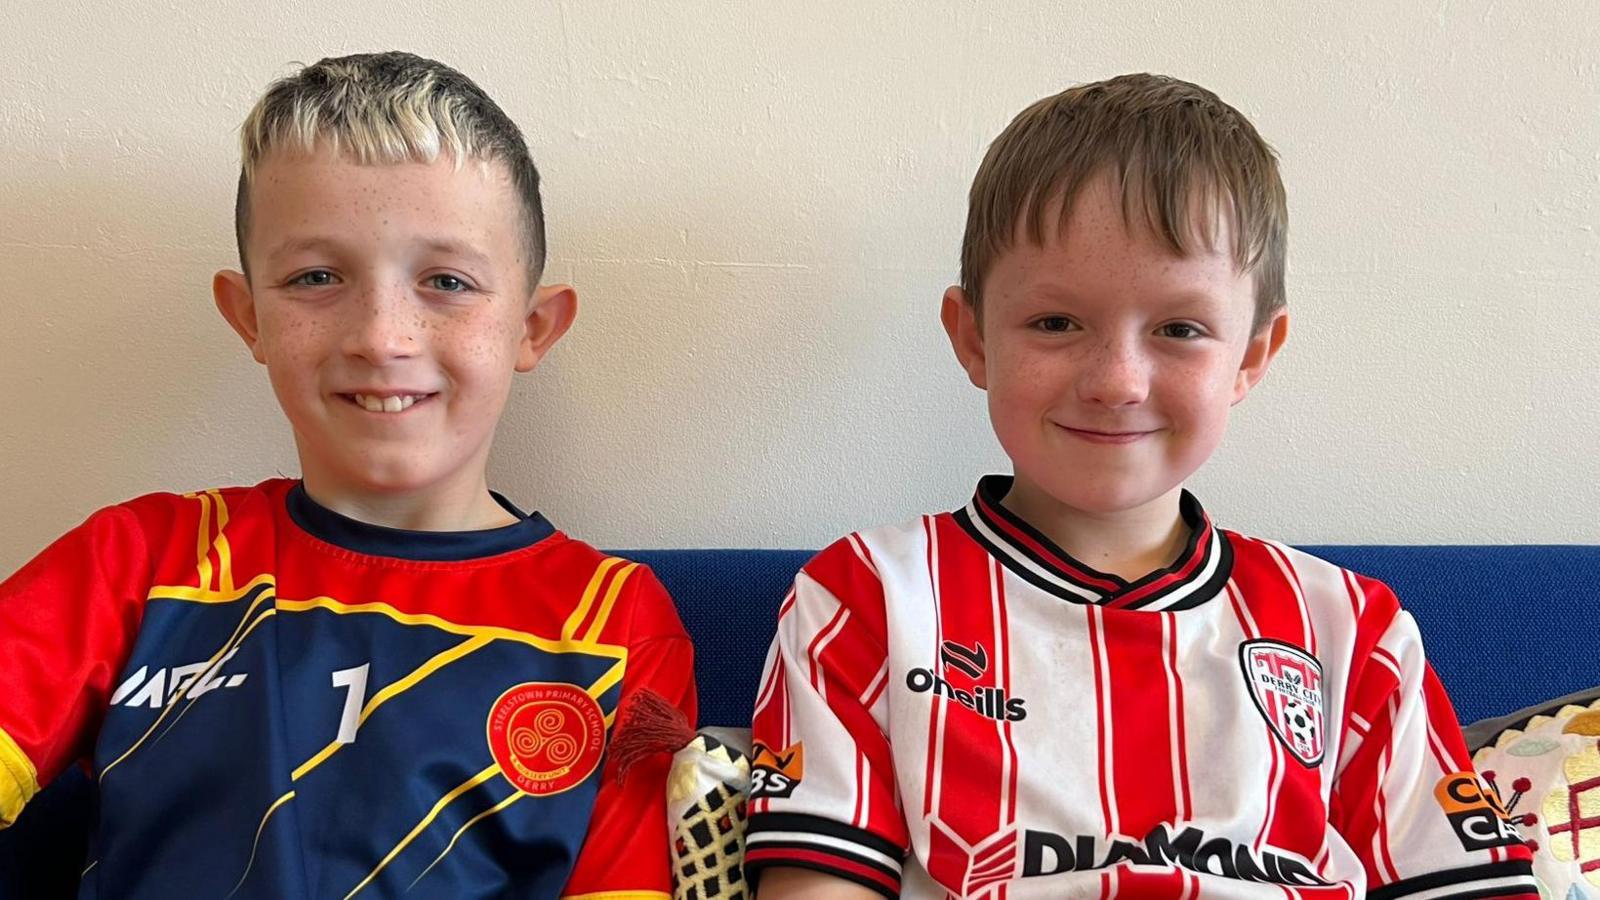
[286,482,557,562]
[953,474,1232,611]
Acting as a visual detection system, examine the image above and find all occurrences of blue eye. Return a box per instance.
[290,270,336,287]
[428,274,470,293]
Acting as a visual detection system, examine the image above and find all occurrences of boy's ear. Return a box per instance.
[941,285,988,390]
[516,283,578,373]
[213,270,267,364]
[1232,308,1289,405]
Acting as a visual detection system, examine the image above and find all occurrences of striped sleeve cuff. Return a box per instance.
[1367,859,1538,900]
[745,812,905,898]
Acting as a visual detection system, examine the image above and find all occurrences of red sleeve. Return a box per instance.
[0,504,153,826]
[1330,579,1536,899]
[744,535,906,899]
[561,565,696,899]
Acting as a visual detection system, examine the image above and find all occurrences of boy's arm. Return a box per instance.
[745,537,908,899]
[0,504,153,827]
[560,566,696,899]
[1329,578,1536,899]
[756,867,886,899]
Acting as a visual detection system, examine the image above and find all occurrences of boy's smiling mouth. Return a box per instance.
[342,392,436,413]
[1058,424,1156,444]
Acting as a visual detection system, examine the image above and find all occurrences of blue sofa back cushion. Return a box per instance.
[630,545,1599,729]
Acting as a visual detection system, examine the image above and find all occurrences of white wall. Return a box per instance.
[2,1,1597,572]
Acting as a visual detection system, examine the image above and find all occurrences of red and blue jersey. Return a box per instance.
[0,478,695,899]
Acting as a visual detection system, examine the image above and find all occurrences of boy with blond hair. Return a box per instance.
[748,74,1534,899]
[0,52,694,898]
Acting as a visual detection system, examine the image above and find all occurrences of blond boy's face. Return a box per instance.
[214,149,573,507]
[944,175,1286,522]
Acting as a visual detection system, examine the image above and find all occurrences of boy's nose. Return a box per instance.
[1076,338,1150,407]
[342,285,419,364]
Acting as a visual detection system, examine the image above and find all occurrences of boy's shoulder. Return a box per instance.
[44,479,295,561]
[1220,526,1412,635]
[92,478,295,525]
[799,511,941,585]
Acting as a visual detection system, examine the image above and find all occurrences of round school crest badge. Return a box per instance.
[487,682,606,796]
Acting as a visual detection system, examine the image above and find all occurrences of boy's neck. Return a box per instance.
[1000,476,1190,582]
[300,470,520,533]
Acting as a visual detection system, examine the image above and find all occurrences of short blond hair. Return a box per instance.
[233,51,544,280]
[961,74,1286,331]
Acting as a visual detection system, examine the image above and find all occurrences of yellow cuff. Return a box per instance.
[561,893,671,899]
[0,725,40,828]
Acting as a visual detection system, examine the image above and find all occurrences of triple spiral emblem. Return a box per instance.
[487,682,606,796]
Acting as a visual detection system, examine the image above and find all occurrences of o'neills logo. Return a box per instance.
[1022,825,1330,886]
[486,682,606,796]
[906,667,1027,721]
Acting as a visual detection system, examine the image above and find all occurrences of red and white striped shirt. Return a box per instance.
[746,476,1534,899]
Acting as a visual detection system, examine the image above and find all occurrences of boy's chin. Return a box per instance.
[303,451,471,499]
[1020,474,1185,520]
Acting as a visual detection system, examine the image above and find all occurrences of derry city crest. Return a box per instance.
[1240,640,1326,767]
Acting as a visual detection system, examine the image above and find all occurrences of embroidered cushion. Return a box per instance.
[1469,686,1600,900]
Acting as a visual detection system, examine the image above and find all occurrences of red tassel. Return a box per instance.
[610,689,695,784]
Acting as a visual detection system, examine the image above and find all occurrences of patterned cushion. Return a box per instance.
[1469,686,1600,900]
[668,729,751,900]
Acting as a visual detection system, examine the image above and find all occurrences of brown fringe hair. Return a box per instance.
[960,74,1286,332]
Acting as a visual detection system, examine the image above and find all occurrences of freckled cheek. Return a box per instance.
[996,353,1076,397]
[259,323,318,367]
[432,324,524,387]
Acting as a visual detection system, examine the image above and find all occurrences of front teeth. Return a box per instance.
[353,394,421,413]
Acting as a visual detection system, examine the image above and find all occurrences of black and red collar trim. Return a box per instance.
[952,475,1232,611]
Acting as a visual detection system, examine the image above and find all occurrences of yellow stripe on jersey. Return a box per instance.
[193,491,215,592]
[275,596,625,659]
[291,635,492,782]
[99,598,276,782]
[207,489,236,595]
[181,489,238,594]
[561,892,671,899]
[148,573,276,605]
[341,762,503,899]
[0,725,40,828]
[589,660,628,730]
[563,557,626,641]
[406,790,525,891]
[225,789,296,899]
[582,563,639,644]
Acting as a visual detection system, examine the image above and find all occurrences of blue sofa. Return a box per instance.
[4,545,1595,897]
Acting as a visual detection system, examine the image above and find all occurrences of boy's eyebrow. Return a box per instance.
[1151,289,1233,308]
[1022,283,1233,310]
[418,238,493,270]
[264,235,345,262]
[260,236,495,270]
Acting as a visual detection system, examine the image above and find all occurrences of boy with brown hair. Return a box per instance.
[747,74,1534,899]
[0,52,693,898]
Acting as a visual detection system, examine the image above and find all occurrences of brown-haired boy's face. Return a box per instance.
[212,148,574,511]
[942,174,1286,523]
